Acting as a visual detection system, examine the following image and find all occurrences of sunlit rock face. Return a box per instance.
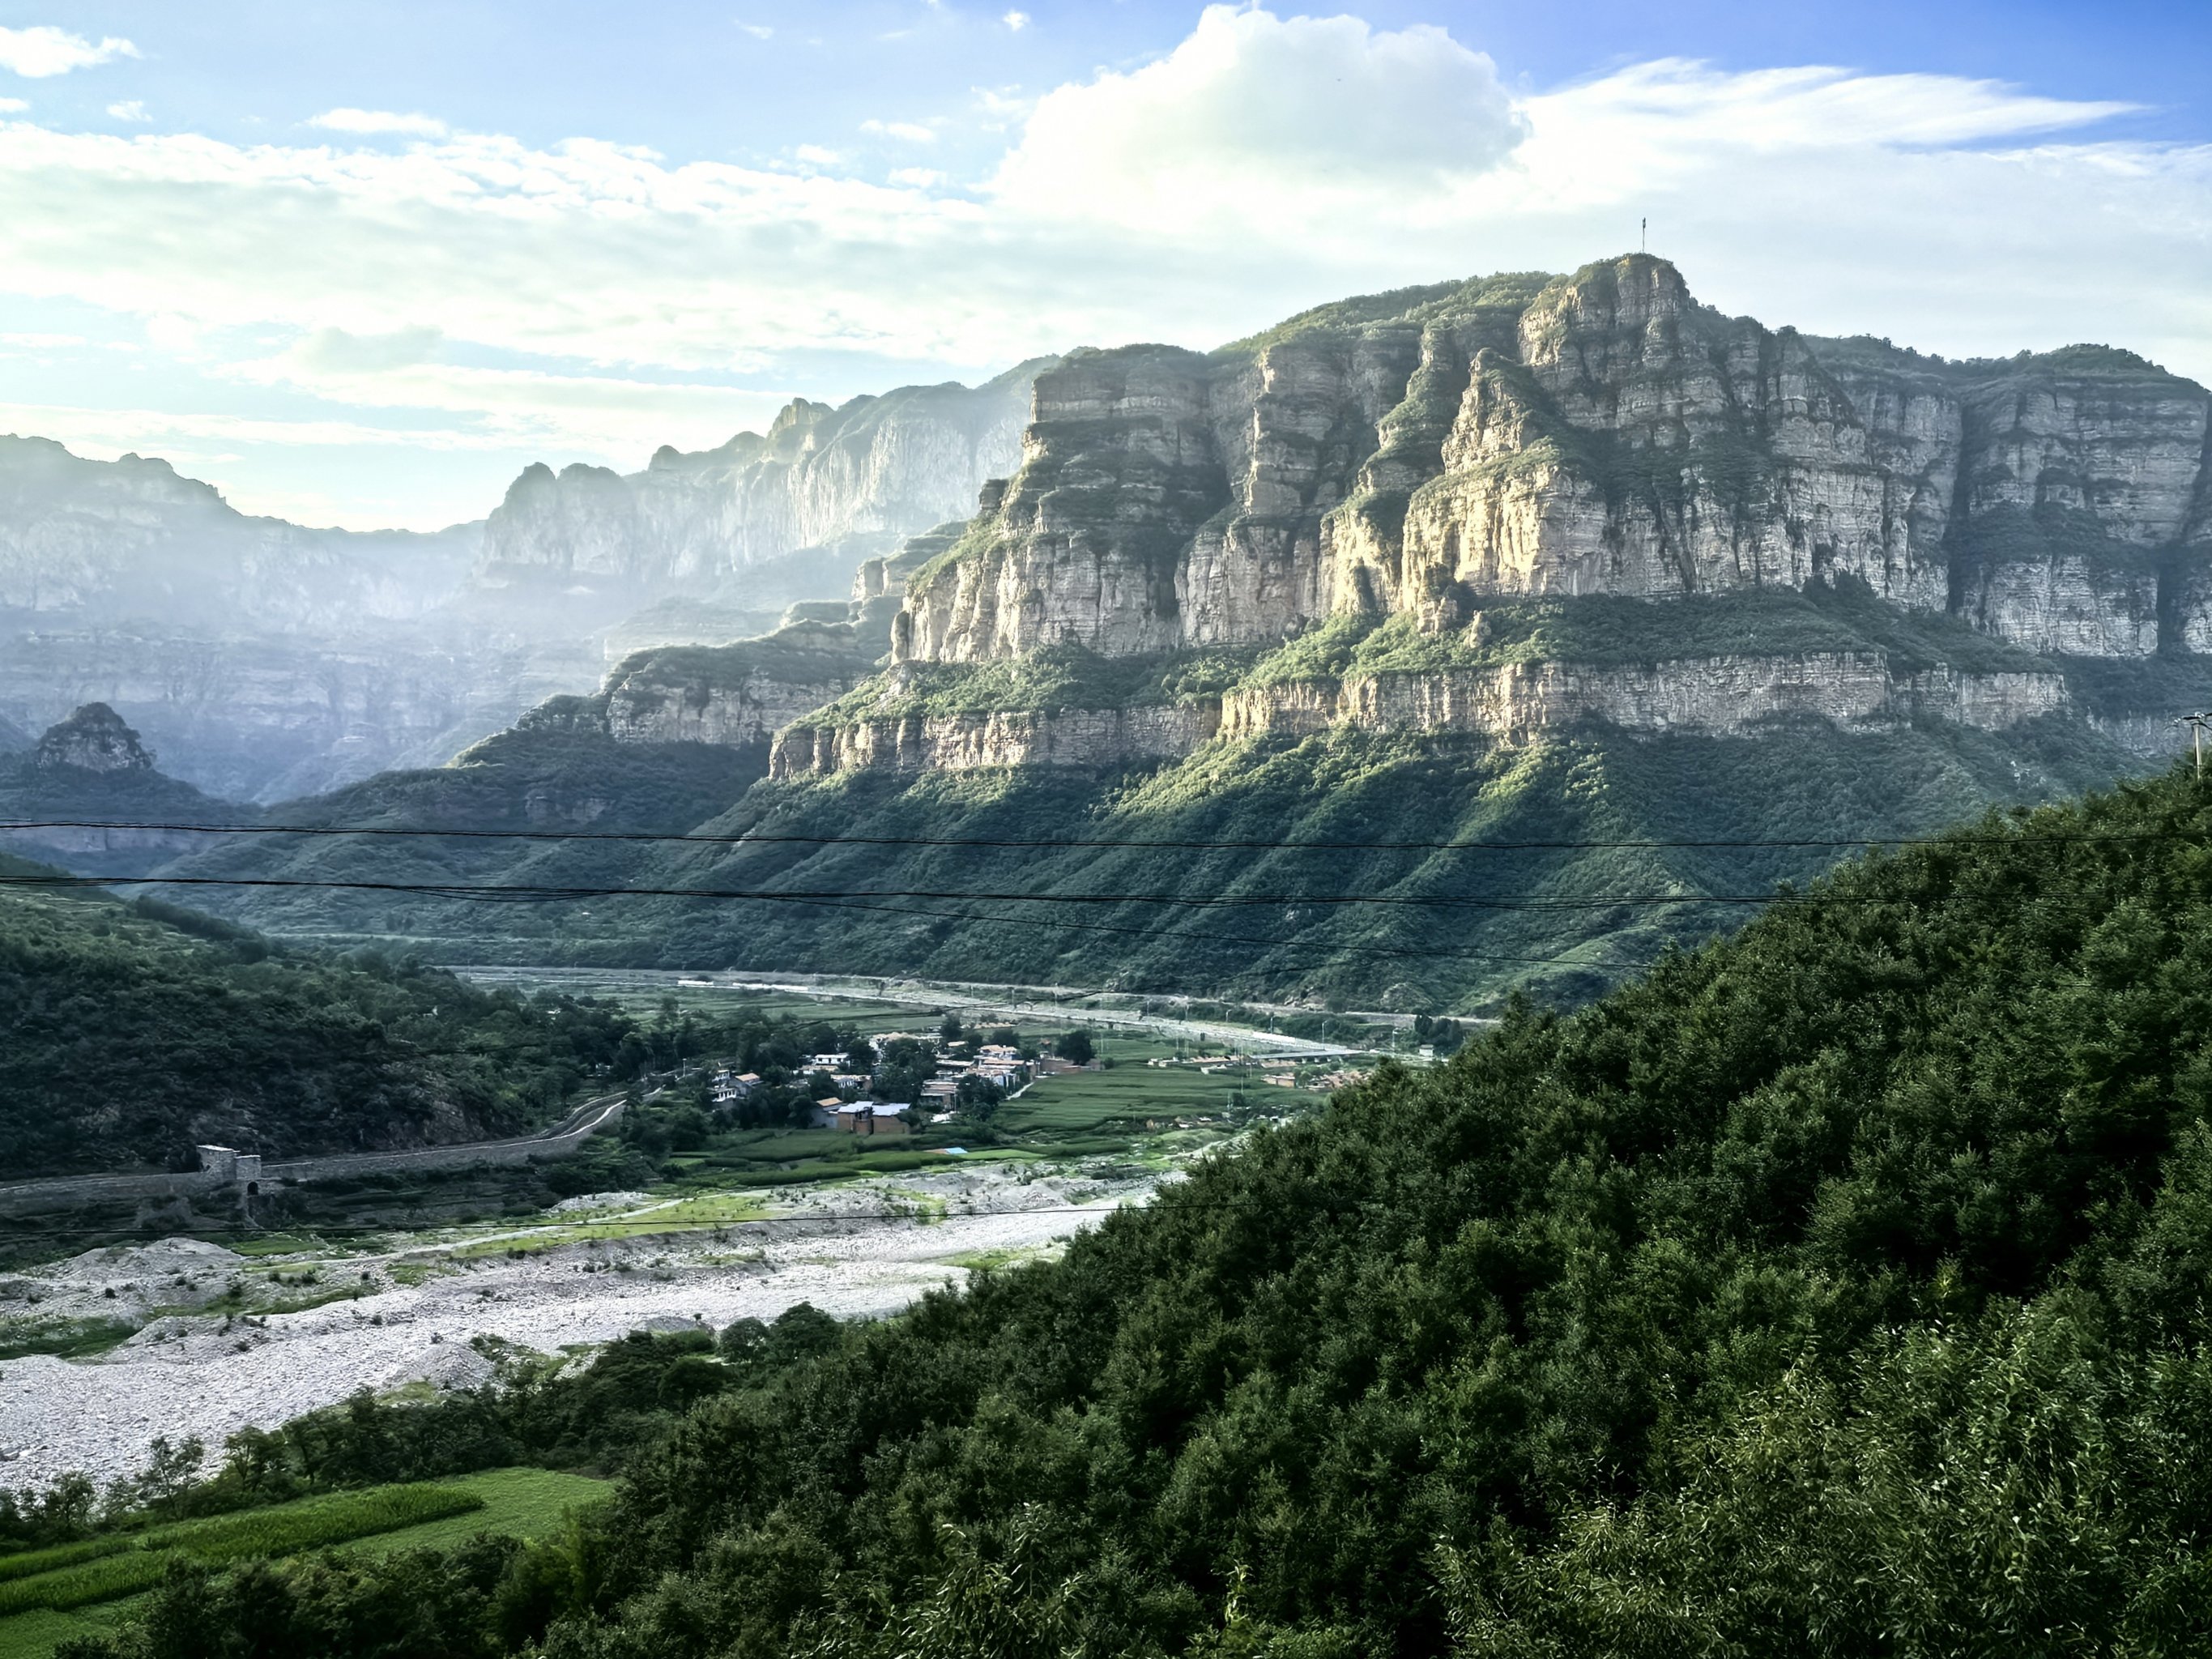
[477,365,1048,599]
[895,257,2212,667]
[0,359,1049,800]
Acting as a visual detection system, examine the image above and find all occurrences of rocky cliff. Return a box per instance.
[525,620,880,753]
[32,702,155,773]
[772,641,2068,780]
[0,703,253,876]
[478,365,1050,599]
[894,258,2212,671]
[0,435,482,632]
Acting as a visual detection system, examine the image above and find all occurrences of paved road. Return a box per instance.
[450,966,1387,1057]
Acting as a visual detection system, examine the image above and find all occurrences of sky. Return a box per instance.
[0,2,2206,530]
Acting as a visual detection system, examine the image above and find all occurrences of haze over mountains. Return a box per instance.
[96,254,2206,1009]
[0,365,1040,801]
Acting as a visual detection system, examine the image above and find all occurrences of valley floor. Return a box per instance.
[0,1161,1153,1492]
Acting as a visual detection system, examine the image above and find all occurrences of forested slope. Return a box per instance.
[67,762,2212,1656]
[0,859,638,1175]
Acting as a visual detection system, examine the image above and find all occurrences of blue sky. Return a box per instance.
[1,2,2206,527]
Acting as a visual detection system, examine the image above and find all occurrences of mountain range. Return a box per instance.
[108,254,2211,1010]
[0,365,1040,800]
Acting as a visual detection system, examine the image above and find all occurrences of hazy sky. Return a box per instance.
[1,2,2206,529]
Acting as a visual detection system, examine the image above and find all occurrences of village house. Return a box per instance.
[711,1069,761,1109]
[834,1102,912,1137]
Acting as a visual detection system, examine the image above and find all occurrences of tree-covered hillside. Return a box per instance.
[68,762,2212,1656]
[0,857,641,1176]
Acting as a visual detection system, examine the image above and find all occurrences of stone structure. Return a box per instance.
[0,1101,624,1219]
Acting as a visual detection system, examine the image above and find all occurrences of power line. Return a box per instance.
[0,871,1919,914]
[3,816,2203,856]
[9,876,1660,970]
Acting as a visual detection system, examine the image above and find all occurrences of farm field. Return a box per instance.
[0,1467,609,1657]
[999,1063,1332,1137]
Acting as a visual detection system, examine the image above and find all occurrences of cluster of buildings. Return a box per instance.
[916,1043,1038,1113]
[705,1035,1062,1137]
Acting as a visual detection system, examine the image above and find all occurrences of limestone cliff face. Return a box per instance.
[894,351,1226,662]
[479,365,1047,596]
[1221,656,2065,741]
[774,648,2066,780]
[772,704,1217,778]
[519,621,879,753]
[893,258,2212,670]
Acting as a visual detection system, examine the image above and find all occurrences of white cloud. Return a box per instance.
[105,99,148,122]
[0,6,2202,527]
[736,22,774,40]
[992,5,1525,230]
[0,97,27,113]
[309,107,449,138]
[861,118,936,143]
[1003,11,1029,29]
[0,26,138,78]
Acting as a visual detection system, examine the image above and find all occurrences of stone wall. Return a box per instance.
[0,1102,624,1218]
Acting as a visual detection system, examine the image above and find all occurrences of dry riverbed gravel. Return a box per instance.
[0,1162,1157,1491]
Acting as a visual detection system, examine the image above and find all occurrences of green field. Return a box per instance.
[997,1066,1328,1135]
[0,1467,610,1658]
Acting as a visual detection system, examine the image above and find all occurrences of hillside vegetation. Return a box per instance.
[61,762,2212,1657]
[0,859,642,1175]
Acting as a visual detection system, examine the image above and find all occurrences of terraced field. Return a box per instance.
[0,1468,610,1657]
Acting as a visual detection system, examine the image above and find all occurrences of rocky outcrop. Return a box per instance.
[772,648,2066,779]
[0,704,255,875]
[33,702,155,773]
[772,703,1217,778]
[520,621,880,753]
[893,258,2212,670]
[1220,655,2065,741]
[893,351,1227,663]
[479,366,1049,597]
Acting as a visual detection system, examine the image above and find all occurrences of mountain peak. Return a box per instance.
[34,703,156,774]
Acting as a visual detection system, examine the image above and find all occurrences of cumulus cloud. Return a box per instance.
[735,22,774,40]
[105,99,147,122]
[309,107,449,138]
[993,5,1525,229]
[0,98,27,113]
[0,5,2203,528]
[0,25,138,78]
[1003,11,1029,29]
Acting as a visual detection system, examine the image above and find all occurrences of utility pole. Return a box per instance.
[2179,711,2212,777]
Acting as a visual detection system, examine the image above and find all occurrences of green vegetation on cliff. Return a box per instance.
[63,763,2212,1657]
[620,711,2127,1011]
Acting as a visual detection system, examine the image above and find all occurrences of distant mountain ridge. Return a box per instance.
[476,365,1051,602]
[0,361,1050,800]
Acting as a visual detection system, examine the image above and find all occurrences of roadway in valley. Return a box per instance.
[447,964,1438,1058]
